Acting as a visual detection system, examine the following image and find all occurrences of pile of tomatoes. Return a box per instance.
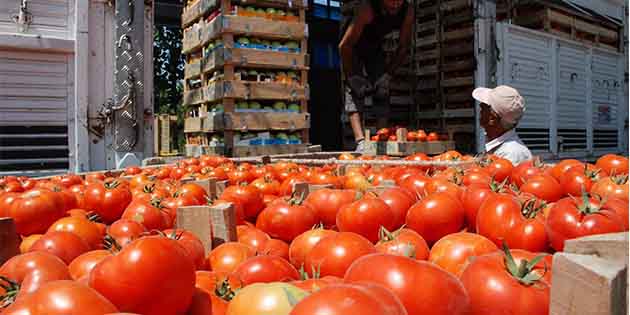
[370,127,448,142]
[0,152,627,315]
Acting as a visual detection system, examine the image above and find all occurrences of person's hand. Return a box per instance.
[347,75,371,98]
[374,73,392,97]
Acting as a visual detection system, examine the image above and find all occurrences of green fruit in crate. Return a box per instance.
[273,101,287,110]
[277,10,286,16]
[287,71,298,78]
[288,103,300,111]
[263,106,273,111]
[286,41,299,49]
[266,8,276,14]
[249,101,262,109]
[237,101,249,109]
[271,41,282,48]
[237,37,250,44]
[256,8,265,14]
[248,70,259,76]
[289,134,300,141]
[245,6,256,12]
[261,40,271,46]
[276,133,289,140]
[213,104,225,112]
[251,37,261,44]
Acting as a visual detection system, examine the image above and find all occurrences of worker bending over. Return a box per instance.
[473,85,532,165]
[339,0,414,151]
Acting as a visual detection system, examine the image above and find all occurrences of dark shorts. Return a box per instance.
[343,51,389,116]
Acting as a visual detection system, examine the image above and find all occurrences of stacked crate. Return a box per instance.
[415,0,476,153]
[181,0,310,157]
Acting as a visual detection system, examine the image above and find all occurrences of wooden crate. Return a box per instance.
[184,112,225,133]
[205,14,307,42]
[185,144,225,157]
[363,128,455,156]
[232,143,308,156]
[224,112,310,130]
[154,115,179,156]
[183,87,204,105]
[202,47,308,74]
[205,80,308,102]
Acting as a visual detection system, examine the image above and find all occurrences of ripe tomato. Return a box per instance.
[68,250,111,281]
[0,252,70,305]
[107,219,147,247]
[406,131,418,141]
[177,183,209,203]
[560,169,595,197]
[19,234,42,253]
[164,229,207,270]
[596,154,629,175]
[227,282,307,315]
[83,180,132,224]
[460,248,551,315]
[290,282,407,315]
[233,255,299,285]
[308,172,342,188]
[477,194,548,252]
[461,183,501,232]
[520,175,563,202]
[256,199,318,242]
[220,185,264,220]
[483,157,513,182]
[289,228,337,269]
[429,232,498,276]
[304,232,376,278]
[132,183,171,202]
[375,227,429,260]
[29,231,90,264]
[208,242,255,273]
[398,174,432,199]
[237,225,270,253]
[250,175,281,196]
[510,160,545,187]
[291,276,341,292]
[89,236,196,315]
[1,280,118,315]
[405,193,465,244]
[378,187,416,229]
[425,178,462,199]
[260,238,290,260]
[303,189,358,228]
[546,195,625,251]
[48,216,104,250]
[121,199,168,231]
[344,253,470,315]
[336,196,395,243]
[591,175,629,201]
[549,159,583,181]
[69,184,87,209]
[2,189,66,236]
[427,132,439,141]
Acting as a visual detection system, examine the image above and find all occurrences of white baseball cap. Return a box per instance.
[472,85,525,126]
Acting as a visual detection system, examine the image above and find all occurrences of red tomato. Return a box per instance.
[460,248,551,315]
[344,253,470,315]
[227,282,307,315]
[19,234,42,253]
[560,169,595,197]
[476,194,548,252]
[546,195,625,251]
[308,172,343,188]
[233,255,299,285]
[303,189,358,228]
[48,216,104,250]
[304,232,376,278]
[596,154,629,175]
[89,236,196,315]
[83,180,132,224]
[483,157,513,182]
[603,198,629,230]
[29,231,90,264]
[510,160,545,187]
[68,250,111,281]
[256,198,318,242]
[591,175,629,201]
[289,228,337,270]
[520,175,563,202]
[375,227,429,260]
[237,225,270,253]
[427,132,439,142]
[220,185,264,220]
[291,276,341,292]
[0,252,71,305]
[549,159,583,181]
[250,175,281,196]
[425,179,462,199]
[405,193,465,244]
[406,131,418,141]
[398,174,432,199]
[107,219,147,247]
[1,189,66,235]
[429,232,498,276]
[164,229,207,270]
[461,184,500,232]
[177,183,209,202]
[208,242,255,273]
[1,280,118,315]
[336,196,395,243]
[121,199,168,231]
[378,187,415,230]
[290,282,407,315]
[260,238,290,260]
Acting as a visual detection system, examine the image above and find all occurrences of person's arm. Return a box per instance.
[339,4,373,79]
[385,4,414,76]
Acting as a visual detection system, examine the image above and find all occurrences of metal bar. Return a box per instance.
[0,158,69,165]
[0,134,68,139]
[0,145,69,151]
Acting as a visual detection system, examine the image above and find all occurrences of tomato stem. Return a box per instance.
[0,276,19,309]
[103,235,123,253]
[501,241,546,286]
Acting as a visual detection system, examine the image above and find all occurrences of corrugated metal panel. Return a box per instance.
[501,27,553,130]
[0,51,69,126]
[591,50,620,130]
[557,42,588,128]
[0,0,71,39]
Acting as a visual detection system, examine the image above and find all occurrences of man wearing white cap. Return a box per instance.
[472,85,532,165]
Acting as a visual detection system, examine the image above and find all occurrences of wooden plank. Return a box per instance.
[440,0,471,12]
[443,11,474,26]
[441,76,474,88]
[209,203,237,248]
[563,232,629,266]
[442,42,474,57]
[415,34,438,48]
[181,0,202,27]
[232,0,308,9]
[416,20,438,33]
[442,59,475,72]
[232,144,308,157]
[550,253,627,315]
[202,47,308,74]
[205,80,307,102]
[183,87,204,105]
[205,15,307,43]
[185,59,202,79]
[223,112,310,130]
[364,139,455,156]
[0,218,20,265]
[442,26,474,42]
[416,64,438,76]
